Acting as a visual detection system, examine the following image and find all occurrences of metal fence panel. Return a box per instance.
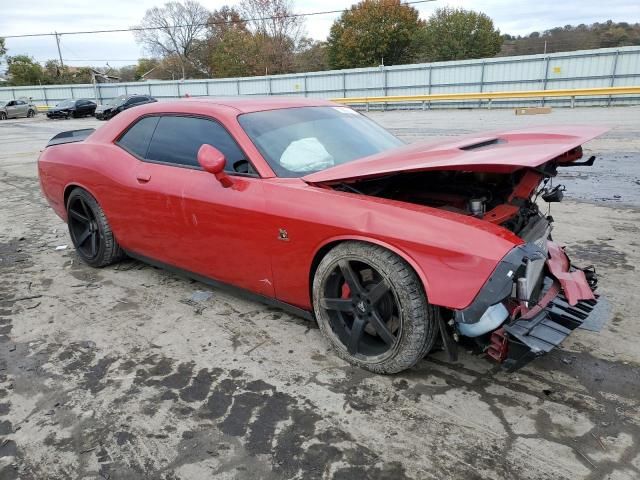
[1,46,638,108]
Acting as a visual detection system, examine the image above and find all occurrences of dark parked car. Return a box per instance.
[46,99,97,119]
[95,94,157,120]
[0,99,38,119]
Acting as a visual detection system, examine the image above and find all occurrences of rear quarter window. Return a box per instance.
[116,116,160,158]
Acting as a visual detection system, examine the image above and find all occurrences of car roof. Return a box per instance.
[182,96,336,113]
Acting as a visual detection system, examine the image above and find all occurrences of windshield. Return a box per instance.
[56,100,75,108]
[238,106,404,177]
[106,95,126,106]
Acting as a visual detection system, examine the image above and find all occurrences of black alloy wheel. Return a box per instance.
[313,242,438,374]
[320,259,399,357]
[68,195,100,260]
[66,189,124,267]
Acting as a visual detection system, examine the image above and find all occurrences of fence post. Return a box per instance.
[478,61,485,108]
[427,66,432,110]
[176,82,180,98]
[541,55,550,106]
[303,74,307,97]
[342,72,347,98]
[42,85,48,107]
[268,76,272,96]
[608,50,620,107]
[236,79,241,96]
[383,67,388,97]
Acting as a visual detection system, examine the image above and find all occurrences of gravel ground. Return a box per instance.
[0,106,639,480]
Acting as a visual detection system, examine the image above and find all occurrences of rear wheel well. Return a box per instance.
[309,239,428,308]
[63,185,81,208]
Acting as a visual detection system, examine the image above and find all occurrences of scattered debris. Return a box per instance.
[55,245,68,251]
[542,389,553,397]
[11,294,42,303]
[515,106,552,115]
[190,290,213,302]
[591,432,607,451]
[8,345,16,352]
[573,447,596,469]
[79,446,97,454]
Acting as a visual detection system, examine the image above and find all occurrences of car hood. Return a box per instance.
[302,125,609,184]
[95,105,113,112]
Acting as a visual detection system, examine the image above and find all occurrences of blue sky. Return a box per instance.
[1,0,638,69]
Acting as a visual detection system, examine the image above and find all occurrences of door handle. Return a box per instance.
[136,173,151,183]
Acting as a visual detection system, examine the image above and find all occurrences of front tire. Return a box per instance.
[313,242,438,374]
[0,112,6,120]
[66,189,124,267]
[27,109,35,118]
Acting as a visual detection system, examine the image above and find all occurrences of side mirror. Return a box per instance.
[197,144,233,188]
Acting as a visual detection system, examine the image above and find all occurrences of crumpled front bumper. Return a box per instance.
[497,241,600,370]
[47,110,69,118]
[455,240,602,371]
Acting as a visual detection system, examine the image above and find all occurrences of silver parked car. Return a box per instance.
[0,99,38,120]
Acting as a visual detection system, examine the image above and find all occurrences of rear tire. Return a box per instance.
[27,109,35,118]
[0,112,6,120]
[313,241,438,374]
[66,189,124,267]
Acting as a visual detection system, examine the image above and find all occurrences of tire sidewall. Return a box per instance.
[313,242,434,374]
[66,190,109,267]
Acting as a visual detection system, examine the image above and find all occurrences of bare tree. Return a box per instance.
[239,0,305,74]
[134,0,210,79]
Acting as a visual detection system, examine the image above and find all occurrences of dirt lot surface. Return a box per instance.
[1,107,639,480]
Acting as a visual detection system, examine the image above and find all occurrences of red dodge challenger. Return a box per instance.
[38,97,605,374]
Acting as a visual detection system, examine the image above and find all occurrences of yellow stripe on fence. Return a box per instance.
[331,86,640,105]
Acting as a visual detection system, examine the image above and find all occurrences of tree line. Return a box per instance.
[1,0,639,87]
[500,21,640,56]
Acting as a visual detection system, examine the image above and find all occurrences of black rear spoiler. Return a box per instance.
[46,128,95,147]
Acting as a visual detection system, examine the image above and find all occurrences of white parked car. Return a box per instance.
[0,99,38,119]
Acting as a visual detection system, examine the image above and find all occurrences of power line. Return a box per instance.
[1,0,437,39]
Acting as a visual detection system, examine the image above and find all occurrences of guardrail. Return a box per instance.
[332,86,640,109]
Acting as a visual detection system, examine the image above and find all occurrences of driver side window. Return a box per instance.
[117,115,256,175]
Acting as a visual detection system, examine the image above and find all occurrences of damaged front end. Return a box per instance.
[306,126,610,371]
[454,237,600,371]
[318,144,606,370]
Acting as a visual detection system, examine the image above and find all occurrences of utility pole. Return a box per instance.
[54,32,64,68]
